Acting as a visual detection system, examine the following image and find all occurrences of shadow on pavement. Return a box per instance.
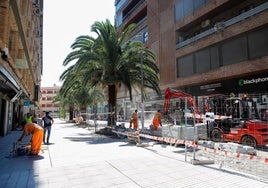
[63,133,125,145]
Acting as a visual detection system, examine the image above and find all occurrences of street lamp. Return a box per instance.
[140,51,145,129]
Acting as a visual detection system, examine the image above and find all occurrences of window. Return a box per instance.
[47,97,53,101]
[195,49,210,73]
[176,27,268,78]
[221,36,247,66]
[183,0,194,17]
[210,46,220,69]
[177,54,194,77]
[175,0,212,22]
[248,27,268,59]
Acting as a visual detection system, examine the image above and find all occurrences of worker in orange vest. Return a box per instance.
[152,110,162,131]
[18,123,44,155]
[129,109,138,130]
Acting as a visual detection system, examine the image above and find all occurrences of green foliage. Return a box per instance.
[59,107,66,119]
[60,19,161,125]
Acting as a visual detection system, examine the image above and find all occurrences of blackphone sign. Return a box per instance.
[238,76,268,87]
[222,72,268,93]
[187,72,268,95]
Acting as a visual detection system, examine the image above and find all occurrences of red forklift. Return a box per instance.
[206,95,268,148]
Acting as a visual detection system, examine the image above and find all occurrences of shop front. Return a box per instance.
[0,65,22,135]
[182,72,268,121]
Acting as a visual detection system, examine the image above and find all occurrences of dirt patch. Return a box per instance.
[95,127,119,137]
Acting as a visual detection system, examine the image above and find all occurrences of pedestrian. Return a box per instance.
[152,110,162,131]
[130,109,138,130]
[17,122,44,155]
[42,111,54,145]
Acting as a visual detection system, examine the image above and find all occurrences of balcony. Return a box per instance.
[176,2,268,49]
[122,0,145,22]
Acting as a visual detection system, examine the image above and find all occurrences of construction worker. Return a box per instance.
[130,109,138,130]
[17,122,44,155]
[152,110,162,131]
[75,116,83,124]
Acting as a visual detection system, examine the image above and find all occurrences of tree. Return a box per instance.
[56,72,104,121]
[54,88,76,121]
[62,19,161,126]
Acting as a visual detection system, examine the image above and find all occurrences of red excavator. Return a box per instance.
[163,87,203,124]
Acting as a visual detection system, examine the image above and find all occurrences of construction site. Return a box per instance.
[95,87,268,180]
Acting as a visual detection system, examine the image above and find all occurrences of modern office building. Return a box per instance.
[0,0,43,135]
[39,85,60,118]
[115,0,268,119]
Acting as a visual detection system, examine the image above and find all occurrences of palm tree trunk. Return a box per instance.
[69,106,74,120]
[107,85,117,126]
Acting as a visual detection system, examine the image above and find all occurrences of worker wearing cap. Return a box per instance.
[152,110,162,131]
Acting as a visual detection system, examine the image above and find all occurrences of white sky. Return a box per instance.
[42,0,115,87]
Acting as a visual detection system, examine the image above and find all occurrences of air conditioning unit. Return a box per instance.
[214,22,225,32]
[201,19,210,28]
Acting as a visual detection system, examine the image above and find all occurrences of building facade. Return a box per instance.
[115,0,268,119]
[0,0,43,135]
[39,85,60,118]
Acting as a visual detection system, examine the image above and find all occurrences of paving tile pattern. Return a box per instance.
[0,120,268,188]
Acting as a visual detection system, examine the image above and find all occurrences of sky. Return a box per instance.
[42,0,115,87]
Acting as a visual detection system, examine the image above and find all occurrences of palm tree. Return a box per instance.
[54,89,76,121]
[62,19,161,126]
[56,68,104,121]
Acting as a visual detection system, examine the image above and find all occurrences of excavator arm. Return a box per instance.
[164,87,197,115]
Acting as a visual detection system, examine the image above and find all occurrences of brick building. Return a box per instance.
[39,85,60,118]
[115,0,268,119]
[0,0,43,135]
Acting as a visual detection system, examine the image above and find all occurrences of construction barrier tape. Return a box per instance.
[112,129,268,164]
[136,132,268,164]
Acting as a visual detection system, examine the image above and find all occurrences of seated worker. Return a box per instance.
[75,116,83,124]
[152,110,162,131]
[18,122,44,155]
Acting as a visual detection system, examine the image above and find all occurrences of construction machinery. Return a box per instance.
[164,87,203,124]
[163,88,268,147]
[206,96,268,147]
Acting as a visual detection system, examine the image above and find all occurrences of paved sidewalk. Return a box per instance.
[0,119,268,188]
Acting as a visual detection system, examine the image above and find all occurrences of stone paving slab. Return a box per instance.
[0,119,268,188]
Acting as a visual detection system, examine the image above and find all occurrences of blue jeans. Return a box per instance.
[43,125,51,143]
